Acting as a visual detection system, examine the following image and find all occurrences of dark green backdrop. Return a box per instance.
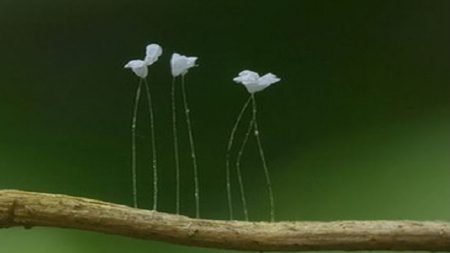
[1,1,449,252]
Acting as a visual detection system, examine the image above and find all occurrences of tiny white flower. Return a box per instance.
[171,53,198,77]
[233,70,280,93]
[124,60,148,78]
[144,44,163,65]
[124,43,162,78]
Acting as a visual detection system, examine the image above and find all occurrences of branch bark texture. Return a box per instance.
[0,189,449,251]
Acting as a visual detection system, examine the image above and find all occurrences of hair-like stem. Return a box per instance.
[131,79,143,208]
[251,94,275,222]
[225,96,252,220]
[144,79,158,210]
[235,101,255,221]
[180,75,200,218]
[171,77,181,214]
[143,78,158,211]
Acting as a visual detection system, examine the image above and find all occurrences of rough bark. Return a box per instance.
[0,189,449,251]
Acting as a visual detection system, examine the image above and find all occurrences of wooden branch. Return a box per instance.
[0,190,449,252]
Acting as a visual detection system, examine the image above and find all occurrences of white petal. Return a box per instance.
[124,60,145,69]
[186,57,198,68]
[238,70,259,77]
[258,73,280,86]
[144,44,163,65]
[124,60,148,78]
[233,70,259,85]
[171,53,198,77]
[247,73,280,93]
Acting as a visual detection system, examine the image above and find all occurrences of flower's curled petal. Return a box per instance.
[233,70,259,85]
[171,53,198,77]
[186,57,198,68]
[144,44,163,65]
[124,60,144,69]
[124,60,148,78]
[238,70,258,77]
[258,73,280,86]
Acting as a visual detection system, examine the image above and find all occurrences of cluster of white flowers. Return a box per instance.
[124,43,281,93]
[124,43,198,79]
[124,42,281,220]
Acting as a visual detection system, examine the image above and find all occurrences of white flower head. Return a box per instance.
[171,53,198,77]
[124,43,162,78]
[144,44,163,65]
[124,60,148,78]
[233,70,280,93]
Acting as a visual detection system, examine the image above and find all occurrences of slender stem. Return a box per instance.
[2,190,449,252]
[131,79,143,208]
[180,75,200,218]
[251,94,275,222]
[171,77,181,214]
[143,78,158,211]
[235,101,255,221]
[225,96,252,220]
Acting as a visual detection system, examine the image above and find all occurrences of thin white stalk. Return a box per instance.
[131,79,143,208]
[251,94,275,222]
[235,102,255,221]
[180,75,200,218]
[225,96,252,220]
[171,77,181,214]
[143,78,158,211]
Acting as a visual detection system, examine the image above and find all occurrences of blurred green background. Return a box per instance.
[1,0,449,252]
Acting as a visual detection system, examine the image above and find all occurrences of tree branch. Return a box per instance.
[0,190,449,251]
